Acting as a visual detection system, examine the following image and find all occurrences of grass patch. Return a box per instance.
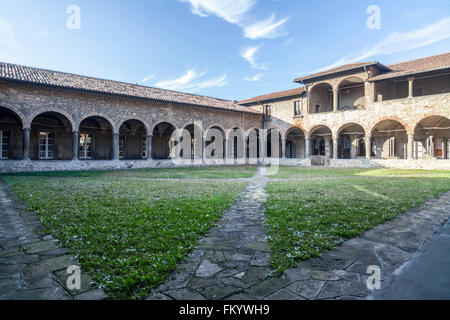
[272,166,450,179]
[2,165,257,179]
[265,176,450,273]
[4,176,246,299]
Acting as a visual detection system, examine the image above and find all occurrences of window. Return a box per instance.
[447,140,450,159]
[339,135,351,159]
[264,105,272,120]
[294,101,302,116]
[286,141,296,158]
[39,131,55,160]
[359,138,366,157]
[141,135,147,158]
[414,140,423,159]
[0,130,9,159]
[315,105,320,113]
[79,133,92,160]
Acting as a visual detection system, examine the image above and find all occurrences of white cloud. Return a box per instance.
[310,17,450,74]
[179,0,289,40]
[180,0,256,24]
[243,14,289,40]
[155,69,227,93]
[240,46,267,70]
[141,73,156,83]
[244,73,263,81]
[0,18,18,48]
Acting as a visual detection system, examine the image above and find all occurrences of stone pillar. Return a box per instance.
[281,139,286,159]
[223,139,228,161]
[202,138,206,162]
[325,138,331,158]
[260,133,266,163]
[333,137,338,159]
[365,135,371,159]
[305,137,311,158]
[408,77,414,98]
[72,131,78,161]
[23,128,31,160]
[407,133,414,160]
[112,133,119,160]
[147,135,152,160]
[333,88,339,112]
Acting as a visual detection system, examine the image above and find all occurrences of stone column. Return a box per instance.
[72,131,78,161]
[333,137,338,159]
[333,88,339,112]
[408,77,415,98]
[407,133,414,160]
[223,139,228,161]
[147,135,152,160]
[281,139,286,159]
[23,128,31,160]
[202,138,206,162]
[325,138,331,158]
[112,133,119,160]
[305,137,311,158]
[365,135,371,159]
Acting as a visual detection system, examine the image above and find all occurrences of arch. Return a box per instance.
[118,118,150,136]
[204,124,226,139]
[79,115,114,160]
[118,119,149,160]
[30,111,75,160]
[337,122,366,136]
[337,123,366,159]
[78,113,117,133]
[0,106,24,159]
[0,106,24,128]
[28,108,76,131]
[180,123,203,159]
[371,119,408,159]
[413,115,450,159]
[336,75,365,89]
[227,127,246,161]
[285,126,306,159]
[337,76,366,111]
[152,122,177,160]
[370,116,411,135]
[309,125,333,157]
[284,126,306,140]
[307,124,333,138]
[309,82,334,114]
[205,125,225,160]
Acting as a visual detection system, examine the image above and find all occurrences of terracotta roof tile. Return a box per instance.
[294,62,379,82]
[239,87,305,104]
[0,62,260,114]
[369,52,450,81]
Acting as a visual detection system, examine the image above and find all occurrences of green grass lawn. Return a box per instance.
[4,175,246,299]
[272,166,450,179]
[265,176,450,274]
[3,165,257,179]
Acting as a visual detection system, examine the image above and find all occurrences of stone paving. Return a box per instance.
[0,180,107,300]
[149,170,450,300]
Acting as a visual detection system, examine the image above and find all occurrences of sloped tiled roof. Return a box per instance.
[369,52,450,81]
[239,87,305,104]
[294,62,380,82]
[0,62,260,114]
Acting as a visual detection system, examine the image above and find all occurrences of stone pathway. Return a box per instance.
[148,166,271,300]
[0,180,106,300]
[149,169,450,300]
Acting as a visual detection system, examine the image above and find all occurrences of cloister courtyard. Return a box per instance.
[0,165,449,300]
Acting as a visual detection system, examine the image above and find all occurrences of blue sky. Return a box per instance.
[0,0,449,100]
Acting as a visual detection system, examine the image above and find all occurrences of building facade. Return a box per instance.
[1,52,449,172]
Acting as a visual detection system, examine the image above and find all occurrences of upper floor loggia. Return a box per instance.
[294,53,450,115]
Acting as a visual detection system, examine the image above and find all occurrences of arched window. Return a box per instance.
[359,138,366,157]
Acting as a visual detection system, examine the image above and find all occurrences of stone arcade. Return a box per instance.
[0,52,449,173]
